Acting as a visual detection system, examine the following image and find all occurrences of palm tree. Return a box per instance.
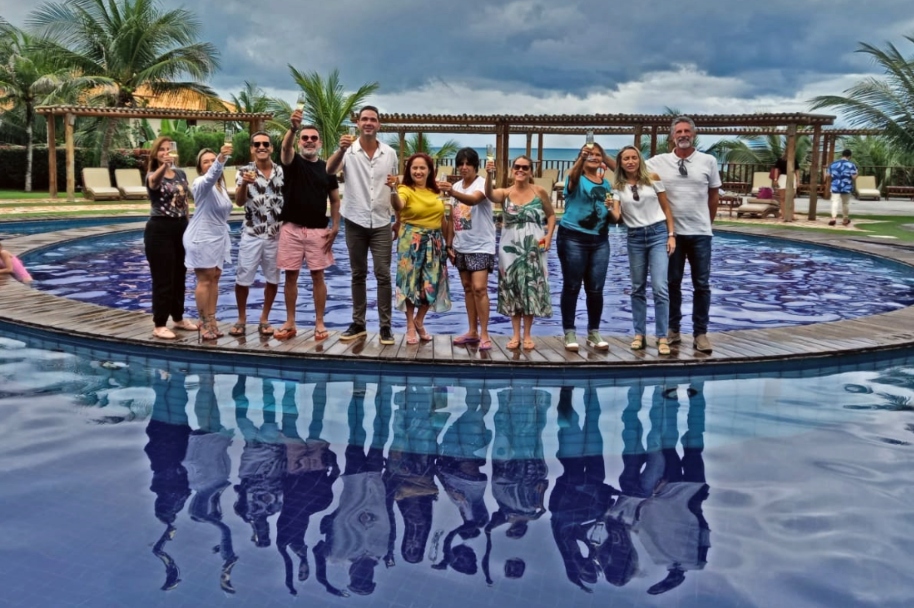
[708,134,812,177]
[289,66,379,159]
[27,0,221,167]
[809,35,914,155]
[0,19,69,191]
[383,133,461,165]
[839,134,914,190]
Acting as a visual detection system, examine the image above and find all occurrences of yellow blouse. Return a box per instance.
[397,185,445,229]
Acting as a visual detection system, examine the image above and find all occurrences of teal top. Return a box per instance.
[561,175,612,235]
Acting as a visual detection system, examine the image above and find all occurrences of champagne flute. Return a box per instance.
[438,172,452,215]
[293,95,305,126]
[168,141,179,165]
[585,130,595,150]
[348,124,358,146]
[223,130,233,158]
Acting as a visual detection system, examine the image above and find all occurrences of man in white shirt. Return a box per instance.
[326,106,398,345]
[646,116,721,353]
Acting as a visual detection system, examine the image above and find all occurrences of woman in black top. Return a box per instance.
[144,136,197,339]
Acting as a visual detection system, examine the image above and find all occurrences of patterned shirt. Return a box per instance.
[235,162,285,239]
[828,158,857,194]
[147,169,189,218]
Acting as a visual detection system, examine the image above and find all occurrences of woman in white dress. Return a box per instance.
[184,145,234,340]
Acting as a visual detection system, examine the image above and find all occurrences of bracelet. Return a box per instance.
[669,233,676,238]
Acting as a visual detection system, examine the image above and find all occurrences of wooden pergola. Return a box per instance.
[35,105,273,202]
[378,112,840,222]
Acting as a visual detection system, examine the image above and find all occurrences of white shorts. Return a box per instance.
[235,232,280,286]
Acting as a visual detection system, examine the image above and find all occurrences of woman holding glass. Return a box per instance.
[485,155,555,351]
[557,142,615,352]
[609,146,676,355]
[184,145,234,340]
[387,152,451,345]
[144,136,196,339]
[438,147,495,350]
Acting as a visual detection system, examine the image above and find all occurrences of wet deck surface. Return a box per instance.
[2,221,914,369]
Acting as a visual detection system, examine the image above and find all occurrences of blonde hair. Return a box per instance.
[195,148,225,192]
[613,146,654,190]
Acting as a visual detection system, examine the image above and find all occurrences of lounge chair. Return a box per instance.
[541,168,560,184]
[436,165,454,177]
[113,169,148,200]
[533,176,555,193]
[855,175,881,200]
[736,197,779,219]
[750,172,772,195]
[81,168,122,201]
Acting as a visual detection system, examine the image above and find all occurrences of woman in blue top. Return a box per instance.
[557,142,615,351]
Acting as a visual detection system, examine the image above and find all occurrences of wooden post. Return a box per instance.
[416,130,423,153]
[633,124,643,151]
[494,124,503,188]
[784,124,797,221]
[649,126,658,157]
[525,132,532,158]
[398,132,406,174]
[47,114,58,198]
[807,125,822,220]
[499,122,511,188]
[65,112,76,202]
[537,132,544,176]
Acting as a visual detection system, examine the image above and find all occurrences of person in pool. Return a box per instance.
[0,241,33,284]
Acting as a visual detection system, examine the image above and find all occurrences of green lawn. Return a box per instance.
[0,190,85,200]
[717,214,914,243]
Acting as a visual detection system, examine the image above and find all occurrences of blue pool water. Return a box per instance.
[0,325,913,607]
[19,225,914,335]
[0,216,145,239]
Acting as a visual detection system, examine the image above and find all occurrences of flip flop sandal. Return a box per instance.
[314,329,329,341]
[478,339,493,351]
[523,338,536,350]
[172,319,199,331]
[506,337,521,349]
[453,334,480,345]
[416,326,432,342]
[274,327,297,341]
[258,322,274,336]
[229,322,246,336]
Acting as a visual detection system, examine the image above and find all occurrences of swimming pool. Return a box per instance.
[0,216,146,239]
[0,325,912,607]
[19,224,914,336]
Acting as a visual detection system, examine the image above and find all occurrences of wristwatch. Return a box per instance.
[669,233,676,238]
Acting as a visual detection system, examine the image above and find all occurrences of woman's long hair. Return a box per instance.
[195,148,225,193]
[402,153,440,193]
[613,146,654,190]
[566,142,605,194]
[510,155,534,186]
[147,136,173,174]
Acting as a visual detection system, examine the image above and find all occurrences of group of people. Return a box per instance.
[141,110,721,354]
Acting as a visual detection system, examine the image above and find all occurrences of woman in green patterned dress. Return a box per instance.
[484,156,556,350]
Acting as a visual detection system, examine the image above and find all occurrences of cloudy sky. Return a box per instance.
[4,0,914,147]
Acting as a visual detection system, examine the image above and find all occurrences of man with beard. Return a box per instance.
[274,115,341,341]
[647,116,721,353]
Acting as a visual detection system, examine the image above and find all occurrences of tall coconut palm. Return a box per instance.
[27,0,221,167]
[228,80,271,134]
[809,35,914,155]
[290,66,379,159]
[0,19,70,191]
[708,134,812,170]
[384,133,461,165]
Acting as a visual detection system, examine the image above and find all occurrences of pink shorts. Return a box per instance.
[277,223,335,272]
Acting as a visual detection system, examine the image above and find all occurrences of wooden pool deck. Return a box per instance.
[2,220,914,370]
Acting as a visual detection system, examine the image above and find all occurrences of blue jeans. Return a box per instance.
[667,234,712,336]
[557,225,609,332]
[626,221,669,338]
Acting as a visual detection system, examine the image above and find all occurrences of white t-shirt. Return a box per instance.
[339,139,399,230]
[451,175,495,254]
[647,150,721,236]
[612,181,667,228]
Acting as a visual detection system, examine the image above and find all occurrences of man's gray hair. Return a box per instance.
[670,115,697,135]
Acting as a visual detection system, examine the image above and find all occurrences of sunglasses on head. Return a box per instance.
[513,163,531,171]
[252,141,271,149]
[300,135,319,142]
[678,158,688,177]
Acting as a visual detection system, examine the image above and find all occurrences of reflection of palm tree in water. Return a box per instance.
[549,386,616,593]
[605,383,709,595]
[482,384,550,585]
[432,385,493,576]
[313,378,393,597]
[184,373,238,593]
[276,380,340,596]
[144,369,191,591]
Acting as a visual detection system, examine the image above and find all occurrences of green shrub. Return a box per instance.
[0,146,89,191]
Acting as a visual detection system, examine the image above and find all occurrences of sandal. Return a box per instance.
[274,326,297,341]
[506,337,521,349]
[657,338,671,356]
[172,319,199,331]
[478,339,492,351]
[453,334,480,345]
[258,322,274,336]
[314,328,329,341]
[523,338,535,350]
[153,327,177,340]
[406,330,419,345]
[631,335,645,350]
[229,321,246,337]
[416,325,432,342]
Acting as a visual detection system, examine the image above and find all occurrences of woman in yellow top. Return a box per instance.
[387,152,452,344]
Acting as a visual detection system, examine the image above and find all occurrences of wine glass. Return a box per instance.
[348,124,358,145]
[292,95,305,126]
[585,130,595,149]
[168,141,179,164]
[223,130,233,158]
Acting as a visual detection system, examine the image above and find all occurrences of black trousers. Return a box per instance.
[144,217,189,327]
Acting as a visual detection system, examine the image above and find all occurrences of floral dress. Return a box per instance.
[497,196,552,317]
[395,186,452,312]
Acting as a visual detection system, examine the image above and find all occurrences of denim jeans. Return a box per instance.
[556,225,609,332]
[667,234,712,336]
[626,221,669,338]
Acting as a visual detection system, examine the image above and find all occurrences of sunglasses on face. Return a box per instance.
[300,135,319,142]
[457,161,475,167]
[678,158,688,177]
[252,141,271,149]
[513,164,531,171]
[630,184,640,201]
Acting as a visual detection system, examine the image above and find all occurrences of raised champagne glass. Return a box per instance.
[585,130,595,150]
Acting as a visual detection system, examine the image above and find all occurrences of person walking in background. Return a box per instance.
[484,155,555,350]
[610,146,676,355]
[230,132,285,338]
[439,147,496,350]
[144,136,197,339]
[184,146,234,340]
[388,152,451,345]
[326,106,398,345]
[770,151,799,220]
[276,117,341,341]
[647,116,721,354]
[828,149,858,227]
[557,142,614,352]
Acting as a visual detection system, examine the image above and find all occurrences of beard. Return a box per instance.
[300,146,321,159]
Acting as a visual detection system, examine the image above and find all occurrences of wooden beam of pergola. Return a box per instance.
[379,112,837,127]
[36,105,273,201]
